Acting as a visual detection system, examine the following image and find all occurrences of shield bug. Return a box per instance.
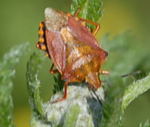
[36,8,108,102]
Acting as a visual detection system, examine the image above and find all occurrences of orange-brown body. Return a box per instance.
[36,8,108,102]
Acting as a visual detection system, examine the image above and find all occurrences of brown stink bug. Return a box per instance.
[36,8,109,102]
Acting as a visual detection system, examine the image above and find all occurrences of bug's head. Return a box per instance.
[99,49,108,63]
[44,8,67,31]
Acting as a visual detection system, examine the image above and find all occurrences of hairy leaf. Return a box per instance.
[122,73,150,112]
[101,77,125,127]
[102,32,148,76]
[26,52,45,119]
[139,120,150,127]
[100,33,150,127]
[0,43,30,127]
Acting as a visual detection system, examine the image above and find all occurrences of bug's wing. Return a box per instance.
[68,16,108,61]
[68,16,99,49]
[45,30,66,73]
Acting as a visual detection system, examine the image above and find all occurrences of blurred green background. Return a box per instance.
[0,0,150,127]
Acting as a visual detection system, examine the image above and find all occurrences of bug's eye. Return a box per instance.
[99,49,108,60]
[104,50,108,57]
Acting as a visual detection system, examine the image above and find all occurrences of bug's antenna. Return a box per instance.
[121,70,141,78]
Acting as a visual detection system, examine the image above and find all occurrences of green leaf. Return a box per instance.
[121,73,150,112]
[26,52,45,119]
[70,0,103,28]
[70,0,86,15]
[0,43,30,127]
[101,77,125,127]
[63,105,80,127]
[53,73,64,94]
[139,120,150,127]
[102,32,147,75]
[100,32,150,127]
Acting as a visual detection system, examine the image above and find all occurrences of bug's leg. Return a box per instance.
[51,81,69,103]
[67,8,81,17]
[78,18,100,36]
[49,64,58,74]
[68,8,100,35]
[99,70,110,75]
[51,78,81,103]
[74,8,81,16]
